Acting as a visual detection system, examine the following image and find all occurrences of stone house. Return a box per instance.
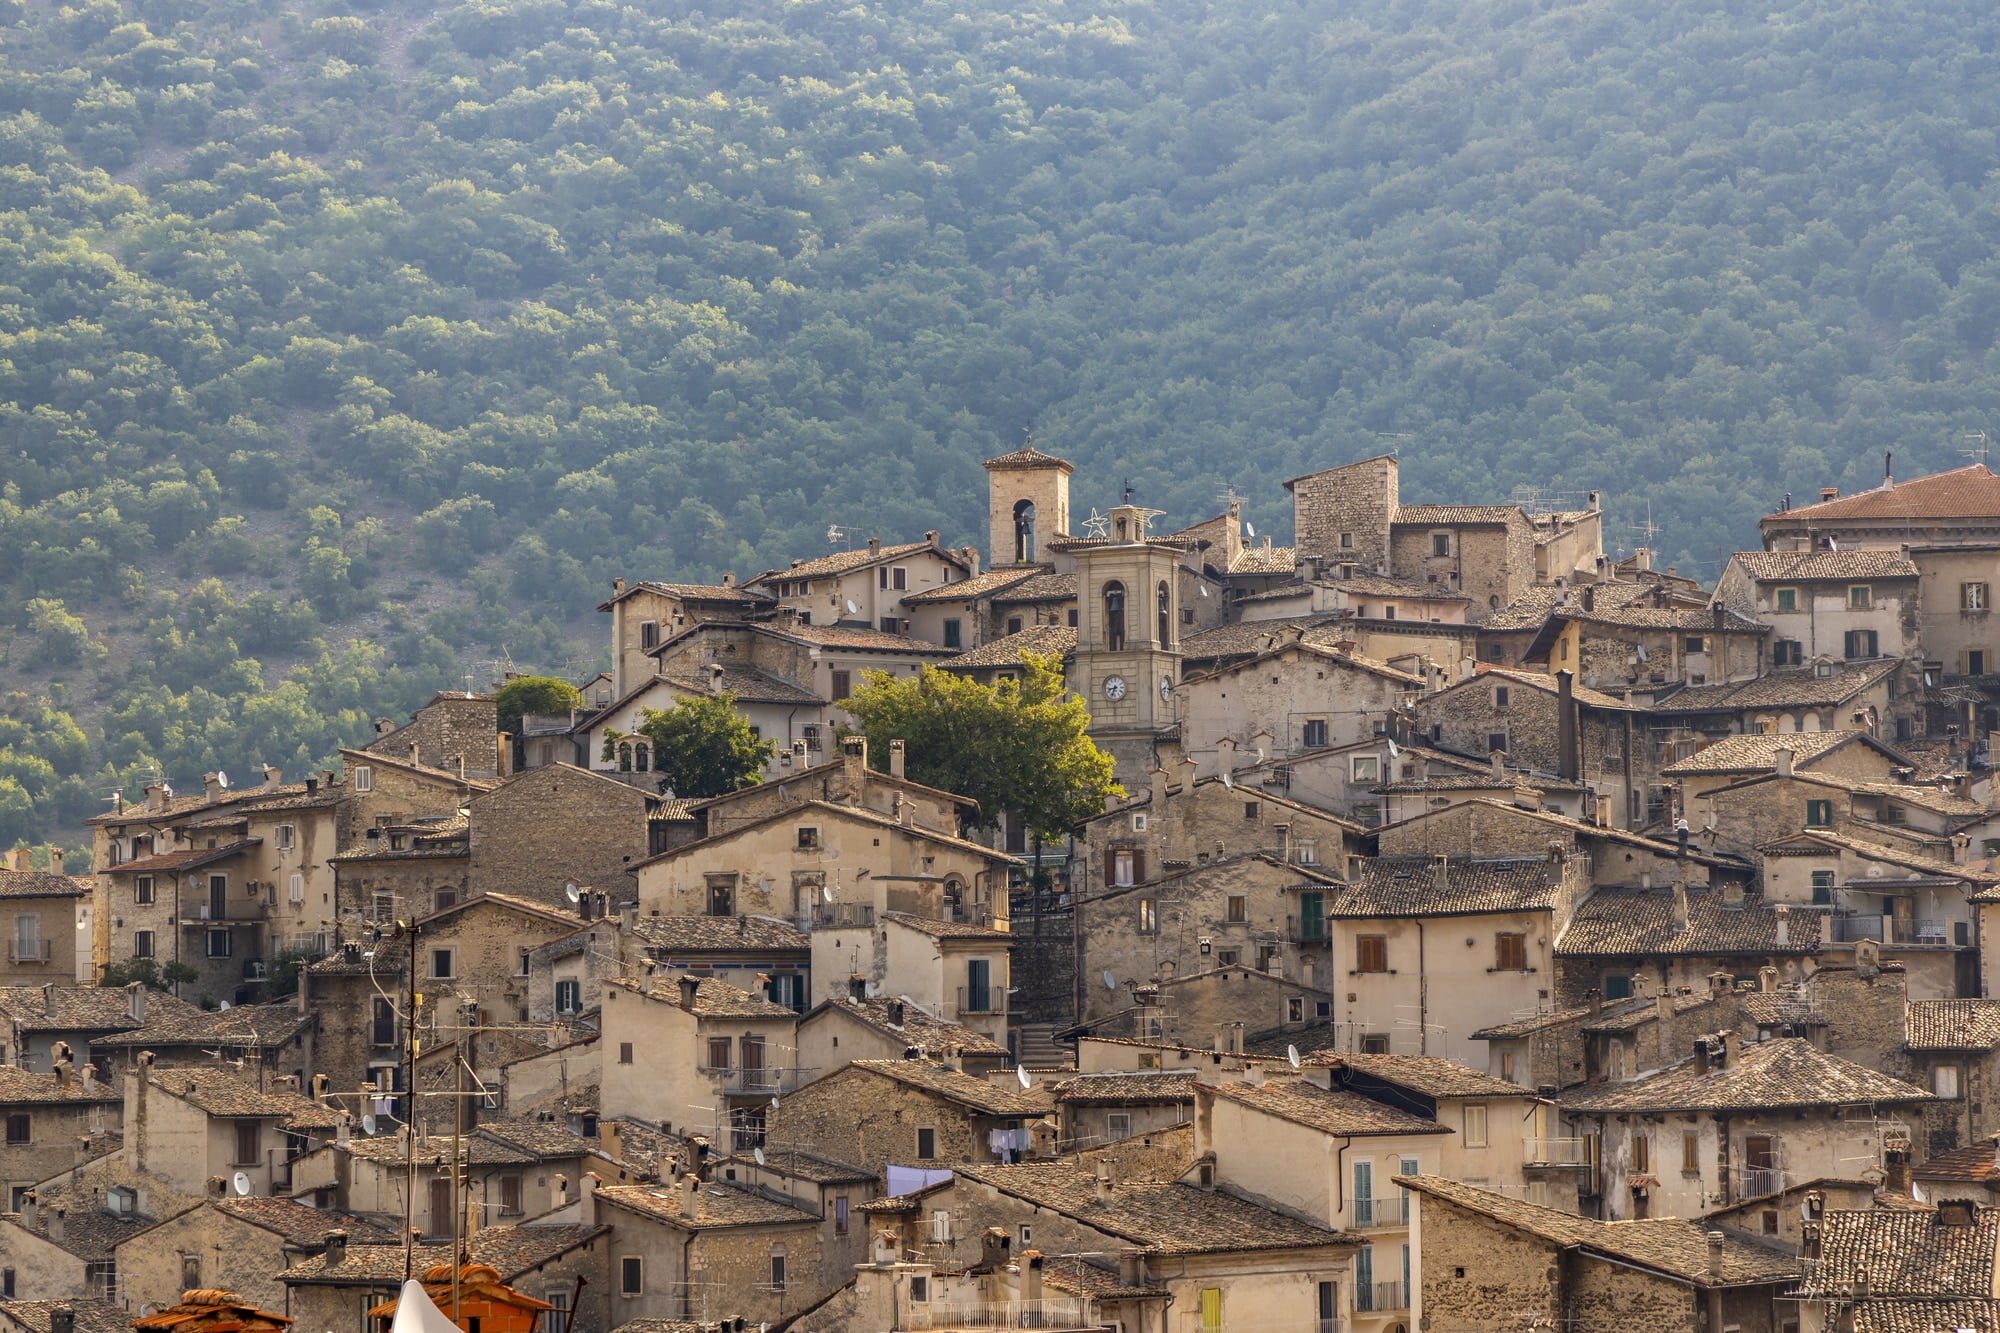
[0,858,90,986]
[296,938,409,1121]
[466,765,666,910]
[574,668,827,788]
[598,974,800,1148]
[0,985,160,1074]
[280,1225,611,1333]
[629,914,812,1013]
[289,1122,589,1238]
[1554,882,1824,1008]
[1649,658,1909,753]
[1713,548,1921,668]
[898,565,1051,653]
[1790,1201,2000,1333]
[1074,853,1340,1026]
[0,1299,131,1333]
[124,1061,342,1200]
[1528,601,1768,693]
[597,577,776,698]
[361,693,503,780]
[1232,568,1474,633]
[809,912,1014,1051]
[1556,1034,1932,1220]
[1174,640,1426,779]
[1072,964,1336,1054]
[763,1059,1051,1177]
[87,1000,314,1084]
[710,1148,879,1286]
[1371,757,1591,826]
[589,1176,824,1327]
[113,1196,394,1313]
[1323,853,1581,1068]
[0,1066,120,1213]
[1477,579,1698,669]
[326,812,469,928]
[1661,727,1911,807]
[1051,1069,1195,1152]
[635,797,1018,932]
[0,1190,149,1303]
[691,738,978,842]
[1219,737,1479,828]
[1903,999,2000,1153]
[794,994,1011,1082]
[1912,542,2000,679]
[1759,463,2000,551]
[749,532,975,637]
[1399,1174,1800,1333]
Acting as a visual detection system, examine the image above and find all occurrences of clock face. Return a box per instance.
[1159,675,1173,700]
[1102,675,1127,701]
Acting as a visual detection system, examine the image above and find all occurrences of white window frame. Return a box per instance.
[1351,755,1380,783]
[352,766,373,792]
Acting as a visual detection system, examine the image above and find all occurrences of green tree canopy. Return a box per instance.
[841,654,1121,843]
[494,674,583,738]
[634,691,775,799]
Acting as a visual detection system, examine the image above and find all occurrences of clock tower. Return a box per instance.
[1051,504,1190,786]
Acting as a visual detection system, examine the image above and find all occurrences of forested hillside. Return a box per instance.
[5,0,2000,850]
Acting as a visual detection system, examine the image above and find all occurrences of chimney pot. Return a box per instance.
[323,1230,348,1265]
[1706,1231,1724,1279]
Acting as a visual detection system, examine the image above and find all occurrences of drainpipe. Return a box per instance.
[1416,920,1429,1055]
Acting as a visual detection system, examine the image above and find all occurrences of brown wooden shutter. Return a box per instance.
[1105,848,1118,885]
[1132,850,1146,884]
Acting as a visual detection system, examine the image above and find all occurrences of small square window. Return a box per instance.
[431,949,453,978]
[1487,732,1507,755]
[1965,582,1989,612]
[1243,801,1259,821]
[1225,895,1247,923]
[1805,799,1834,827]
[1848,585,1871,610]
[1350,755,1378,783]
[797,826,821,850]
[352,766,373,792]
[1356,935,1388,973]
[1775,587,1798,612]
[1303,719,1329,749]
[1431,533,1451,557]
[620,1256,643,1296]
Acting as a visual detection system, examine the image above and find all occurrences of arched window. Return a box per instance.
[1158,582,1171,646]
[1104,582,1126,651]
[1013,499,1037,563]
[617,742,632,772]
[634,741,650,773]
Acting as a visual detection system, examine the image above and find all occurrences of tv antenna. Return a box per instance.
[826,525,855,549]
[1965,432,1990,466]
[1636,503,1662,549]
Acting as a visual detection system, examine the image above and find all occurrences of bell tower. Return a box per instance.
[1054,504,1189,786]
[983,442,1073,567]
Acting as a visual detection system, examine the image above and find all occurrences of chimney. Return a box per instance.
[47,1207,64,1245]
[1670,881,1690,932]
[1587,986,1602,1018]
[888,999,905,1026]
[1489,751,1507,781]
[1706,1232,1724,1280]
[889,740,906,781]
[1820,488,1839,503]
[1093,1158,1114,1203]
[373,717,395,736]
[842,735,868,783]
[305,776,318,794]
[126,981,145,1024]
[1775,904,1790,948]
[49,1310,72,1333]
[868,537,882,554]
[1555,670,1580,781]
[1721,878,1745,909]
[1758,965,1778,993]
[1773,747,1794,779]
[848,976,867,1002]
[961,546,981,578]
[1513,785,1541,811]
[336,1113,351,1145]
[20,1191,35,1231]
[677,975,700,1011]
[202,772,224,800]
[1937,1199,1978,1227]
[144,781,167,813]
[682,1173,702,1214]
[1953,834,1971,867]
[1118,1251,1146,1288]
[1149,765,1169,815]
[1020,1252,1044,1305]
[1693,1037,1711,1075]
[1884,452,1894,489]
[1715,1030,1733,1068]
[612,577,626,595]
[323,1230,348,1265]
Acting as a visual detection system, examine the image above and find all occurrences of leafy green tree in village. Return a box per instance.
[494,674,584,737]
[840,653,1122,846]
[629,691,775,799]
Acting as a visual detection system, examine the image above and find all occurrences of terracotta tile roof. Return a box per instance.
[1764,466,2000,522]
[0,868,90,899]
[1740,989,1826,1028]
[594,1181,820,1230]
[1907,1001,2000,1051]
[1555,605,1765,633]
[845,1059,1053,1115]
[0,985,182,1033]
[1656,659,1899,711]
[805,996,1008,1057]
[284,1225,609,1283]
[604,580,773,607]
[1662,729,1882,775]
[1913,1143,2000,1186]
[1395,504,1523,525]
[727,1148,874,1183]
[881,912,1012,941]
[955,1160,1347,1254]
[1557,885,1820,957]
[0,1204,153,1261]
[474,1118,595,1160]
[604,974,796,1019]
[1851,1298,2000,1333]
[1730,550,1921,581]
[989,572,1078,603]
[982,444,1074,473]
[1779,832,1997,891]
[211,1198,398,1247]
[305,938,408,976]
[1319,1053,1532,1099]
[103,840,259,875]
[0,1299,134,1333]
[1040,1255,1168,1299]
[637,798,1020,870]
[0,1066,120,1105]
[941,624,1075,669]
[1470,1006,1592,1040]
[146,1068,341,1128]
[1052,1071,1197,1106]
[1229,544,1297,574]
[1483,582,1671,631]
[658,663,823,706]
[629,915,811,953]
[1580,993,1718,1034]
[1329,857,1562,918]
[1399,1175,1800,1284]
[899,567,1045,604]
[337,1134,538,1167]
[1179,614,1334,662]
[1201,1076,1450,1137]
[1795,1205,2000,1298]
[1558,1037,1931,1113]
[1372,771,1586,793]
[93,1001,314,1052]
[1467,667,1644,711]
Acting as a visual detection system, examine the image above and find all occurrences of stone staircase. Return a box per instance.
[1014,1021,1071,1070]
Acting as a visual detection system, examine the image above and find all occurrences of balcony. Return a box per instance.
[1740,1167,1786,1199]
[811,902,875,929]
[896,1297,1095,1331]
[1829,914,1956,946]
[1351,1197,1407,1229]
[8,939,52,964]
[957,986,1006,1018]
[704,1066,807,1097]
[1524,1137,1590,1167]
[1356,1281,1406,1313]
[1288,915,1330,945]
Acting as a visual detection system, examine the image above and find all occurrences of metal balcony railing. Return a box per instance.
[1288,915,1329,945]
[1524,1137,1590,1166]
[896,1298,1093,1330]
[8,939,52,964]
[1352,1197,1407,1228]
[811,902,875,929]
[1829,915,1955,945]
[1741,1167,1786,1198]
[1372,1281,1408,1312]
[957,986,1006,1017]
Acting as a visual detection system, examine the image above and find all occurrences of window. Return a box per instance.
[1007,615,1024,634]
[1013,499,1037,563]
[2,1268,12,1298]
[1632,1133,1650,1174]
[620,1256,643,1297]
[134,930,154,960]
[207,929,231,958]
[1103,582,1126,651]
[1225,895,1247,923]
[1288,996,1305,1022]
[1487,732,1508,755]
[500,1175,522,1215]
[769,1248,787,1293]
[1500,1051,1515,1081]
[1137,897,1157,934]
[703,1036,733,1070]
[4,1114,26,1145]
[134,875,154,905]
[942,618,962,649]
[1844,628,1879,659]
[555,980,581,1014]
[706,874,737,916]
[1775,587,1798,612]
[1355,1247,1374,1309]
[1382,605,1397,620]
[1462,1103,1487,1148]
[276,824,296,851]
[431,948,453,978]
[1495,933,1527,971]
[1215,949,1239,967]
[910,1275,929,1303]
[1494,686,1510,709]
[1431,532,1451,557]
[618,1042,634,1065]
[1353,1160,1374,1225]
[1111,849,1139,888]
[1296,841,1320,868]
[352,766,373,792]
[1304,719,1329,749]
[86,1263,114,1303]
[892,567,906,591]
[1773,639,1803,666]
[1936,1065,1962,1098]
[830,669,851,702]
[1351,754,1378,782]
[797,825,821,850]
[289,872,306,904]
[1805,799,1834,827]
[802,725,822,752]
[1244,801,1260,821]
[1359,1033,1390,1054]
[916,1127,936,1160]
[1200,1287,1223,1333]
[208,875,228,918]
[1340,531,1355,549]
[1682,1131,1700,1174]
[1158,582,1171,646]
[234,1120,260,1166]
[1973,651,1990,676]
[640,619,660,651]
[1685,636,1707,654]
[372,998,395,1046]
[1356,935,1388,973]
[518,948,531,976]
[1811,870,1835,904]
[1848,585,1872,610]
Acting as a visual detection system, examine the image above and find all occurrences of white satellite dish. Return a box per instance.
[1244,521,1255,538]
[217,1000,231,1010]
[231,1171,251,1196]
[844,599,859,615]
[1387,739,1399,758]
[1102,970,1117,991]
[1199,584,1208,598]
[769,1097,781,1111]
[362,1113,378,1135]
[216,771,229,789]
[1221,770,1234,789]
[1286,1045,1301,1070]
[564,882,581,905]
[753,1147,765,1166]
[1016,1066,1031,1090]
[822,883,834,902]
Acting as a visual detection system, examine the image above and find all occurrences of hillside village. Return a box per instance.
[13,449,2000,1332]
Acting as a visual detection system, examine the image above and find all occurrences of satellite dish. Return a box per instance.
[1387,739,1399,758]
[822,883,834,902]
[231,1171,251,1196]
[216,771,229,789]
[564,882,581,905]
[845,599,860,615]
[1102,970,1117,992]
[1221,770,1234,789]
[769,1097,781,1111]
[362,1113,378,1135]
[753,1147,765,1166]
[217,1001,231,1010]
[1016,1066,1031,1090]
[1244,521,1256,538]
[1287,1045,1301,1070]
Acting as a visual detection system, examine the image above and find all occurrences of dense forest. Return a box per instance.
[5,0,2000,851]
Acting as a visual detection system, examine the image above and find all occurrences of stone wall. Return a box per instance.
[367,695,500,779]
[1008,917,1076,1027]
[765,1067,992,1176]
[1291,457,1398,571]
[469,765,652,908]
